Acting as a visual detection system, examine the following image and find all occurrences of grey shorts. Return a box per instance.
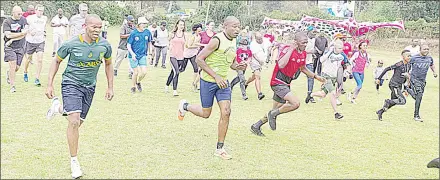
[4,47,25,66]
[25,42,45,54]
[271,85,291,103]
[250,60,262,72]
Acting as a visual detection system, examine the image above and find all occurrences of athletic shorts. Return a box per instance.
[61,82,95,121]
[200,79,231,108]
[25,42,45,54]
[250,59,262,72]
[4,47,24,66]
[322,74,337,94]
[271,85,290,103]
[129,56,147,68]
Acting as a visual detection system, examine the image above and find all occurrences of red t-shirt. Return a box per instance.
[264,34,275,43]
[236,48,252,64]
[343,42,352,57]
[270,45,307,86]
[22,11,35,18]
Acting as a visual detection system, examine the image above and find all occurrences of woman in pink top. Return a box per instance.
[199,21,216,52]
[184,23,203,92]
[348,41,371,104]
[166,20,186,96]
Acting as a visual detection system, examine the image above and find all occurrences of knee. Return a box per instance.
[288,101,300,110]
[68,114,81,128]
[221,107,231,118]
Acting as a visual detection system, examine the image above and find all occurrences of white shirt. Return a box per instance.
[69,14,86,38]
[26,14,48,43]
[305,38,316,64]
[51,15,69,35]
[250,41,267,64]
[155,28,169,47]
[404,45,420,56]
[321,51,345,78]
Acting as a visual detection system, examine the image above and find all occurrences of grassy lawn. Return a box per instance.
[1,26,439,179]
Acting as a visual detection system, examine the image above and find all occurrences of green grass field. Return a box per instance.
[1,26,439,179]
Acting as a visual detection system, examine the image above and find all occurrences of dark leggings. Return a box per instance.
[383,84,406,111]
[406,79,426,117]
[184,55,198,73]
[166,57,187,90]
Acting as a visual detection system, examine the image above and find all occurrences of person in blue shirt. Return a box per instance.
[127,17,153,94]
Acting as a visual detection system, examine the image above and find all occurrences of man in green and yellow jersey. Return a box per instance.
[44,14,114,179]
[177,16,246,160]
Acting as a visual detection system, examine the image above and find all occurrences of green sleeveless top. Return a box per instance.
[201,32,236,83]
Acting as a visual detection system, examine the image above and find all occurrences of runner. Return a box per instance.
[45,14,114,179]
[250,31,325,136]
[51,8,69,58]
[101,16,109,39]
[127,17,153,94]
[375,50,411,121]
[245,32,266,100]
[177,16,243,160]
[184,23,203,92]
[68,3,88,39]
[231,38,252,100]
[404,39,421,56]
[3,6,28,93]
[373,60,387,94]
[199,21,216,52]
[165,20,186,96]
[306,40,345,119]
[347,41,371,104]
[22,5,35,18]
[340,35,352,94]
[405,44,437,122]
[152,21,169,68]
[23,4,47,86]
[113,15,135,77]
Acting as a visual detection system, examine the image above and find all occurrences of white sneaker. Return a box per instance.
[336,99,342,106]
[178,99,187,121]
[347,93,352,101]
[46,97,61,120]
[71,160,83,179]
[173,90,179,96]
[214,148,232,160]
[164,86,169,93]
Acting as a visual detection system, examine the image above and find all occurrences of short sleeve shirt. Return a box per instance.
[127,28,153,60]
[51,15,69,35]
[118,24,135,50]
[410,55,434,81]
[69,14,86,38]
[25,14,48,43]
[57,35,112,87]
[2,17,27,49]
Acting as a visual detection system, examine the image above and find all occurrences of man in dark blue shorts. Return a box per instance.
[44,14,114,179]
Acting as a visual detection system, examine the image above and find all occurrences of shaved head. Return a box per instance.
[222,16,240,39]
[223,16,239,26]
[254,32,263,44]
[11,6,23,20]
[294,31,308,51]
[12,6,22,13]
[84,14,103,41]
[85,14,101,24]
[294,31,308,41]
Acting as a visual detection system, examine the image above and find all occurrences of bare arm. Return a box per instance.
[300,65,325,82]
[278,47,294,69]
[430,64,437,77]
[4,31,26,39]
[47,56,62,88]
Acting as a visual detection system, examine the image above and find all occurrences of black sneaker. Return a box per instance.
[376,109,383,121]
[258,93,265,100]
[267,111,277,130]
[335,113,344,119]
[136,83,142,92]
[52,52,56,57]
[154,64,158,67]
[114,69,118,76]
[305,94,312,103]
[250,125,265,136]
[161,65,166,69]
[341,89,346,94]
[131,87,136,94]
[128,73,133,79]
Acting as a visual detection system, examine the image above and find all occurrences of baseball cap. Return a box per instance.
[160,21,167,26]
[127,15,134,22]
[137,17,148,25]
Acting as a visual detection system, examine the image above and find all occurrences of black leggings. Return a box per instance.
[184,55,198,73]
[166,57,187,90]
[382,84,406,112]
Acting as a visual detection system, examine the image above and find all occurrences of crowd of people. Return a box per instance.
[2,3,438,179]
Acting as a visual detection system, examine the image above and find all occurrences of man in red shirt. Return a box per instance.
[22,5,35,18]
[250,32,325,136]
[342,37,352,58]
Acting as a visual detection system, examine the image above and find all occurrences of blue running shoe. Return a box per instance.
[35,79,41,87]
[24,73,28,82]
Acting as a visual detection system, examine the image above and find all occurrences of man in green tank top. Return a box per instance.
[44,14,114,179]
[177,16,246,160]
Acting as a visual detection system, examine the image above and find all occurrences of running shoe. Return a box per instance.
[136,83,142,92]
[130,87,136,94]
[214,148,232,160]
[334,112,344,119]
[35,79,41,87]
[10,86,16,93]
[258,93,265,100]
[178,99,187,121]
[173,90,179,96]
[336,99,342,106]
[24,73,28,82]
[71,159,83,179]
[376,109,383,121]
[114,69,118,76]
[46,97,61,120]
[414,116,423,122]
[267,111,277,130]
[250,125,265,136]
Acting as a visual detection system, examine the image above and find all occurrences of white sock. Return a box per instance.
[71,156,78,162]
[55,103,61,114]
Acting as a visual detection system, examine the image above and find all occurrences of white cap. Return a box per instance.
[137,17,148,25]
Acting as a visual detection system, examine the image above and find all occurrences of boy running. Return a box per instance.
[375,50,411,121]
[250,31,325,136]
[231,38,252,100]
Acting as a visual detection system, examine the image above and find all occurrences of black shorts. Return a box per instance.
[4,47,24,66]
[410,78,426,95]
[271,85,291,103]
[25,42,45,54]
[61,83,96,120]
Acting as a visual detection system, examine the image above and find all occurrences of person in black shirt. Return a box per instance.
[375,50,412,121]
[405,44,437,122]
